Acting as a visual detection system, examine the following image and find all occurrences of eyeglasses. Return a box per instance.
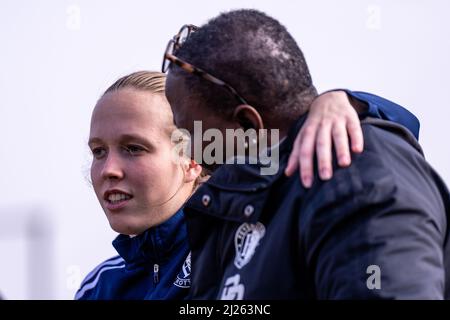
[162,24,198,73]
[162,24,249,105]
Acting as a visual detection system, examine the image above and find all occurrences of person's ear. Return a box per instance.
[232,105,264,131]
[183,159,203,183]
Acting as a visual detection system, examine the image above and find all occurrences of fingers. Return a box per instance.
[287,118,335,188]
[286,117,320,189]
[285,131,302,177]
[286,90,365,189]
[332,122,351,167]
[298,123,317,188]
[316,121,333,181]
[347,113,364,153]
[289,117,358,188]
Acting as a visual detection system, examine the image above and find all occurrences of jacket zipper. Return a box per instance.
[149,228,160,285]
[153,263,159,284]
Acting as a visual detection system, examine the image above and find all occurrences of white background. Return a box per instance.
[0,0,449,299]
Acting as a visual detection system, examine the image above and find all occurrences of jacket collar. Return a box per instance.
[112,208,187,266]
[204,114,307,190]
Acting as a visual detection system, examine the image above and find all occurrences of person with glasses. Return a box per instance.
[163,24,419,187]
[164,10,450,299]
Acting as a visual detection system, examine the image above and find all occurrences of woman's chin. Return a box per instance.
[108,218,149,236]
[105,210,172,235]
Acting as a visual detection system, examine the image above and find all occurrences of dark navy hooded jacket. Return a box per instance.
[75,90,421,300]
[184,109,449,299]
[75,209,191,300]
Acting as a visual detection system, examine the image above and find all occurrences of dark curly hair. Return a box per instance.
[171,9,318,124]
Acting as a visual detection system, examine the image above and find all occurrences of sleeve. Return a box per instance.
[344,90,420,140]
[300,150,445,299]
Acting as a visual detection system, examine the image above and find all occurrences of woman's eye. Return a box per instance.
[91,147,106,159]
[124,145,145,156]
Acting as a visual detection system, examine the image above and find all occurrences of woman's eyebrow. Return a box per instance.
[88,137,103,147]
[121,134,147,143]
[88,135,155,149]
[120,134,154,148]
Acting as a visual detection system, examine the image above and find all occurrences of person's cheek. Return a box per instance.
[133,167,152,203]
[90,165,100,197]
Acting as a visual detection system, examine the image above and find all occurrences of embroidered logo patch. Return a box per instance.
[234,222,266,269]
[174,252,191,288]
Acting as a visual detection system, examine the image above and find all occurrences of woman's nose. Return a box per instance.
[101,153,124,180]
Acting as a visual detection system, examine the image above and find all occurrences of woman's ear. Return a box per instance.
[183,159,203,183]
[232,105,264,131]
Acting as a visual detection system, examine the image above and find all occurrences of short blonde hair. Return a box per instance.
[104,70,166,96]
[103,71,175,137]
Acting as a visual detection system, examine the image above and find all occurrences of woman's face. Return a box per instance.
[89,88,191,235]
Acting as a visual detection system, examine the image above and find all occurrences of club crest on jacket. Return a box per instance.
[234,222,266,269]
[174,252,191,288]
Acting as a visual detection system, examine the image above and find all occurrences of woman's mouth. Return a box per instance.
[104,190,133,211]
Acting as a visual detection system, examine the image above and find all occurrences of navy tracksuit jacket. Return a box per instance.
[75,209,191,300]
